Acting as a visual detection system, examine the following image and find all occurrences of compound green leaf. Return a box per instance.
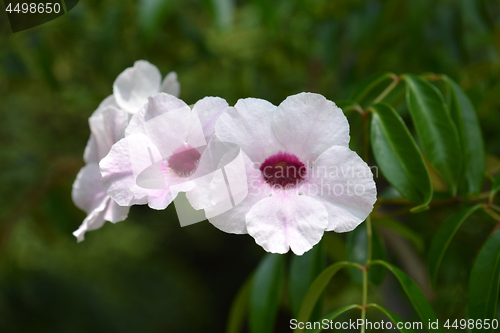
[370,103,432,209]
[403,74,462,196]
[443,76,485,195]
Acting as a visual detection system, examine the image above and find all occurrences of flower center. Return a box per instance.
[167,146,201,178]
[259,152,306,188]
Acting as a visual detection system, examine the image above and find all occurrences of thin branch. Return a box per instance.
[372,74,400,104]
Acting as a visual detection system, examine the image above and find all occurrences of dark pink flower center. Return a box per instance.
[259,152,306,188]
[167,146,201,178]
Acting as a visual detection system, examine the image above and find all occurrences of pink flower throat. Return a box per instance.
[259,152,306,188]
[168,146,201,177]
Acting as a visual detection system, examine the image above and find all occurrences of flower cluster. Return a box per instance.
[72,60,376,255]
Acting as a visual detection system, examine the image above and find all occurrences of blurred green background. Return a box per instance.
[1,0,500,332]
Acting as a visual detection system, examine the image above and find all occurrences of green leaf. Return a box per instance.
[370,103,433,209]
[368,304,416,333]
[347,224,387,285]
[468,230,500,332]
[403,74,462,196]
[428,204,482,288]
[350,72,398,108]
[249,254,285,333]
[443,76,485,196]
[309,304,359,333]
[226,275,252,333]
[371,260,444,333]
[375,218,425,253]
[289,240,325,318]
[294,261,359,333]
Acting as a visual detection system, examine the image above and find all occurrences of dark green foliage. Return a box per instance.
[370,103,432,208]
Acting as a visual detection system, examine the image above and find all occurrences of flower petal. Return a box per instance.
[88,106,129,160]
[191,96,230,142]
[100,133,164,207]
[97,94,120,110]
[125,93,190,137]
[72,163,107,214]
[83,135,100,164]
[147,188,175,210]
[113,60,161,114]
[215,98,283,164]
[246,193,328,255]
[104,199,130,223]
[205,151,267,234]
[138,104,198,158]
[73,196,109,242]
[161,71,181,97]
[185,137,230,210]
[306,146,376,232]
[83,95,121,164]
[273,92,350,162]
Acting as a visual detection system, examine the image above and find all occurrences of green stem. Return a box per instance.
[360,94,374,333]
[484,207,500,222]
[360,267,368,333]
[344,104,365,116]
[420,73,443,81]
[359,216,372,333]
[366,216,373,262]
[491,204,500,214]
[372,74,400,104]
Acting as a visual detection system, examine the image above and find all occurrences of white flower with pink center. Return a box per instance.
[99,93,230,211]
[211,92,377,255]
[72,60,180,241]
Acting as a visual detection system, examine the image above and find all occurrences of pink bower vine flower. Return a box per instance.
[99,93,230,211]
[72,60,180,241]
[210,92,377,255]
